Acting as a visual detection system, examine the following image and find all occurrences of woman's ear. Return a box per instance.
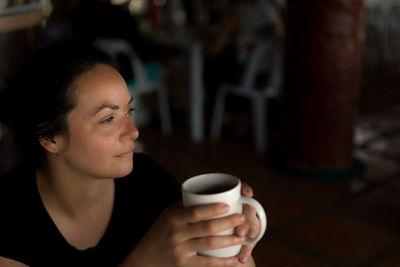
[39,136,64,154]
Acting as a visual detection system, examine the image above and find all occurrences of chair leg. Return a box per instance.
[210,88,227,140]
[252,96,266,152]
[156,85,172,135]
[190,42,204,142]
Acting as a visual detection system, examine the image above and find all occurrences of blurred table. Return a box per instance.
[0,3,42,34]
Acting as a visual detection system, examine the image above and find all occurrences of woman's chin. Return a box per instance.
[113,162,134,178]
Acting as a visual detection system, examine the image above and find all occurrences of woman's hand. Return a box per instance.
[121,203,246,267]
[235,183,261,265]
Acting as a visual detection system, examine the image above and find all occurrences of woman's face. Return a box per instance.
[55,64,139,179]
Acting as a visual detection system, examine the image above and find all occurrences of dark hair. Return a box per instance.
[0,40,118,168]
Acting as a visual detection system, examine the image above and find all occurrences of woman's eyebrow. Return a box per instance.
[89,96,133,118]
[89,104,119,118]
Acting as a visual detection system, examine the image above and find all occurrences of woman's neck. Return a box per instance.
[36,159,115,221]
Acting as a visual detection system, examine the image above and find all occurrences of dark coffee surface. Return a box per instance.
[195,184,234,194]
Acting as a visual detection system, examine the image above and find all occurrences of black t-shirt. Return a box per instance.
[0,153,181,266]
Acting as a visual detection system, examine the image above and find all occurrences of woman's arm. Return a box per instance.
[0,256,28,267]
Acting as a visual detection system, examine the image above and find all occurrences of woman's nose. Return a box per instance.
[124,117,139,141]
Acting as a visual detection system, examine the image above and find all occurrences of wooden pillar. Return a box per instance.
[280,0,365,177]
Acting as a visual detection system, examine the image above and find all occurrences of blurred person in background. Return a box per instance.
[234,0,284,62]
[197,0,284,126]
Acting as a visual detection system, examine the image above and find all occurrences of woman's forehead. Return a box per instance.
[71,64,129,113]
[74,65,126,98]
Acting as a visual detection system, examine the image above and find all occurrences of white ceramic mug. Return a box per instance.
[181,173,267,258]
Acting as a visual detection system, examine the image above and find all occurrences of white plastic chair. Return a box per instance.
[210,40,282,152]
[95,38,172,135]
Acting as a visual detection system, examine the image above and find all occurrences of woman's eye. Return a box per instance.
[101,116,115,124]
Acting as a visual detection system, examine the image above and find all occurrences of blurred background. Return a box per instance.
[1,0,400,266]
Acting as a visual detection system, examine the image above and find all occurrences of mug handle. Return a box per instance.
[239,196,267,245]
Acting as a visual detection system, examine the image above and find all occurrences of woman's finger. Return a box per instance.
[248,217,261,238]
[235,204,259,238]
[241,183,254,197]
[244,204,259,238]
[196,255,239,267]
[188,235,245,252]
[185,213,245,239]
[237,244,255,264]
[177,203,230,224]
[235,221,249,237]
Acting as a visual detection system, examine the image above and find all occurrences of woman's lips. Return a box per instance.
[116,150,134,158]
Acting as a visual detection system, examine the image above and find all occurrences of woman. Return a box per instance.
[0,41,259,266]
